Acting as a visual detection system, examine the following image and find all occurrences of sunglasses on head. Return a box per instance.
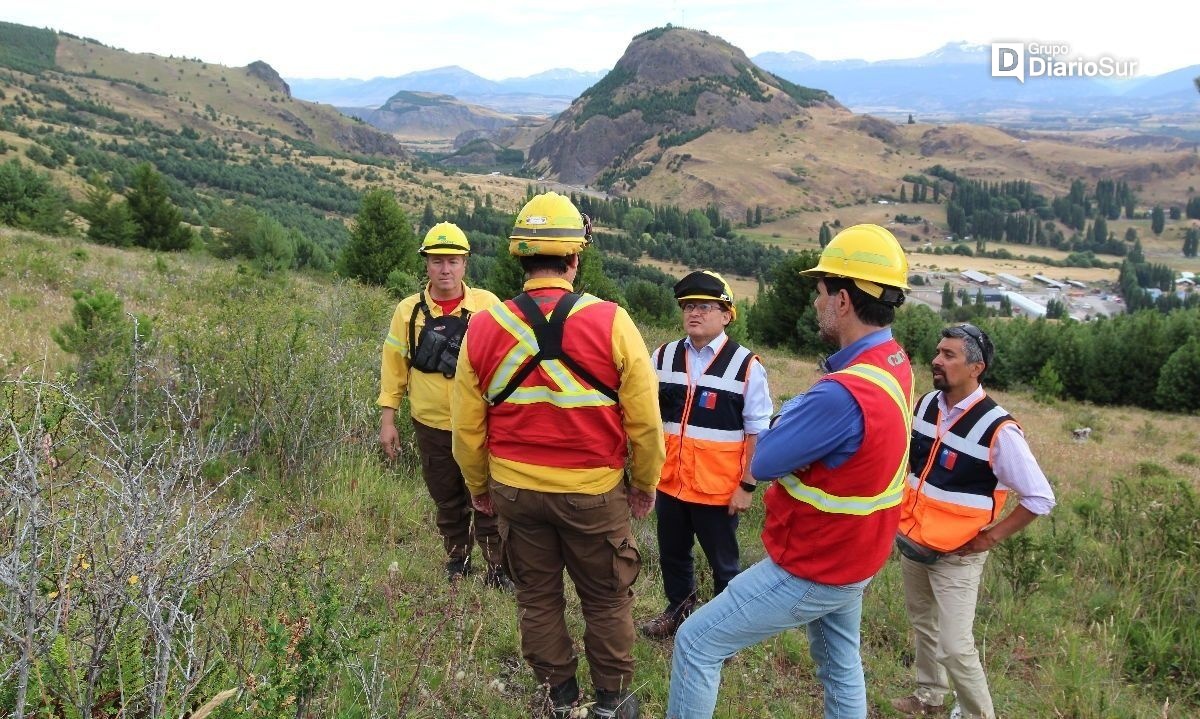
[955,323,992,363]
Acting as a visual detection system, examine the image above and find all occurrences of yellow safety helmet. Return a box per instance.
[508,191,591,256]
[419,222,471,255]
[674,270,738,320]
[801,223,909,305]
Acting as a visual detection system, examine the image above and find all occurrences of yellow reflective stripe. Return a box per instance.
[487,304,540,397]
[779,361,916,515]
[485,293,607,401]
[385,333,404,350]
[505,386,616,407]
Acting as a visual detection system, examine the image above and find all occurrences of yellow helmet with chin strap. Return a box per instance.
[509,191,591,256]
[801,223,909,305]
[674,270,738,321]
[419,222,471,255]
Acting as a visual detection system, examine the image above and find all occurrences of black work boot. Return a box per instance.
[445,556,471,583]
[594,688,640,719]
[548,676,580,719]
[484,564,515,592]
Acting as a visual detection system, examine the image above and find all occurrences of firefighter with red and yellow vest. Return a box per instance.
[890,324,1055,719]
[667,224,915,719]
[639,270,772,641]
[451,192,664,719]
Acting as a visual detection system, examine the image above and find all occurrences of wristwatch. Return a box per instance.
[739,480,757,493]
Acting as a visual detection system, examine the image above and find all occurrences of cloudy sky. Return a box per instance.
[6,1,1194,79]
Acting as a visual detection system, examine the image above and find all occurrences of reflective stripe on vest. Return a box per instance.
[777,361,915,515]
[655,339,752,442]
[485,294,616,408]
[903,391,1012,548]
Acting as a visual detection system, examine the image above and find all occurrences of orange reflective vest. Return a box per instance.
[654,338,756,506]
[762,338,915,584]
[899,390,1013,552]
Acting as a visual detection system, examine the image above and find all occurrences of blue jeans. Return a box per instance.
[666,557,872,719]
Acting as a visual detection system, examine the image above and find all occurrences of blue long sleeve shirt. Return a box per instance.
[751,328,895,481]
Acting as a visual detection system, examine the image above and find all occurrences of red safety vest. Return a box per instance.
[465,287,626,470]
[762,338,914,585]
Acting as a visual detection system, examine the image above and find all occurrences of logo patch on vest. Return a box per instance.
[699,390,718,410]
[938,447,958,471]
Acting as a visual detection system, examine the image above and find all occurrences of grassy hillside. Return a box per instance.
[2,229,1197,717]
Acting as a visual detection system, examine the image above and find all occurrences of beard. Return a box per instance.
[932,372,948,391]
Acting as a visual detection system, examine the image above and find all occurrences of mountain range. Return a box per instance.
[288,67,604,114]
[288,42,1199,129]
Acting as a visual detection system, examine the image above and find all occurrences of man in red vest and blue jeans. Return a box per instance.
[667,225,915,719]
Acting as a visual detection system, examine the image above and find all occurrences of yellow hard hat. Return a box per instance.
[674,270,738,321]
[802,224,909,304]
[419,222,471,255]
[508,192,591,256]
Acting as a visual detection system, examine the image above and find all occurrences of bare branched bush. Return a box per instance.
[1,351,266,718]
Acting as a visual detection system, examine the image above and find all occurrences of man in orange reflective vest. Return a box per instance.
[451,192,664,719]
[378,223,506,586]
[667,225,915,719]
[640,270,771,640]
[891,324,1055,719]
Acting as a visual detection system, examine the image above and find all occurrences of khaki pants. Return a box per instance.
[412,419,501,567]
[900,552,995,719]
[489,478,641,692]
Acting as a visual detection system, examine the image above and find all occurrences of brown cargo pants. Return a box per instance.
[412,419,502,567]
[489,477,641,693]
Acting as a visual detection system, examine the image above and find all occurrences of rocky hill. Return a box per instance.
[341,91,521,146]
[527,26,836,188]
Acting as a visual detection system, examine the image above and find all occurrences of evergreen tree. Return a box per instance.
[0,158,69,234]
[818,222,832,248]
[341,188,417,286]
[1130,238,1146,264]
[907,113,915,124]
[125,163,193,251]
[1151,205,1165,235]
[421,201,436,231]
[1045,298,1067,319]
[79,176,136,247]
[1156,337,1200,412]
[745,207,753,227]
[900,185,907,203]
[754,205,763,226]
[1184,227,1200,258]
[487,251,524,299]
[941,281,955,310]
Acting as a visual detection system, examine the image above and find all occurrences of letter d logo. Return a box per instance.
[991,43,1025,83]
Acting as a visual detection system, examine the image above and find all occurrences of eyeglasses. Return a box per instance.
[681,302,723,314]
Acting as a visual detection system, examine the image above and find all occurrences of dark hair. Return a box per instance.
[518,255,570,275]
[821,277,895,327]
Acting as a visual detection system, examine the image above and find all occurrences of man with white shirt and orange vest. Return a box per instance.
[667,224,915,719]
[451,192,664,719]
[891,324,1055,719]
[640,270,771,640]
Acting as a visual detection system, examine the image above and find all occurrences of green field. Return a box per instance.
[2,229,1197,718]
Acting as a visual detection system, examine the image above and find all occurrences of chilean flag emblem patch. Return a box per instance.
[699,390,718,410]
[938,447,958,471]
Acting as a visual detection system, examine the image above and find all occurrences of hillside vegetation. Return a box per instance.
[2,229,1198,718]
